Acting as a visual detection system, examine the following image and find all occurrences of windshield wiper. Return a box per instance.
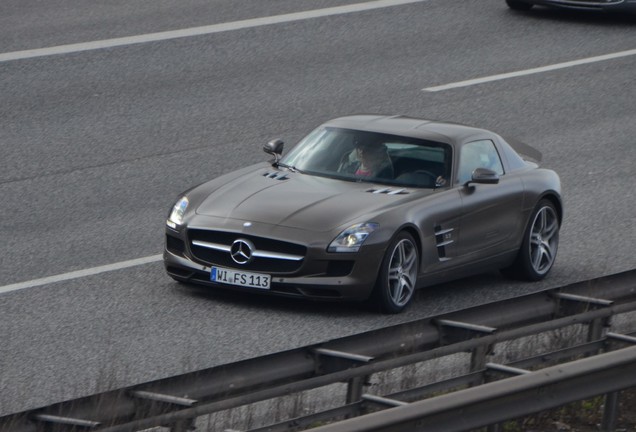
[276,162,302,173]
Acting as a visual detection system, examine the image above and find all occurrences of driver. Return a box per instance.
[339,139,394,180]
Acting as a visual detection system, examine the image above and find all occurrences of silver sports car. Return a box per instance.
[164,115,562,313]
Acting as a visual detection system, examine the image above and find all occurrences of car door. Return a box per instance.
[455,140,524,260]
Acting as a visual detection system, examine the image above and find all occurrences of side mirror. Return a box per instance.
[264,139,284,159]
[264,139,284,165]
[469,168,499,185]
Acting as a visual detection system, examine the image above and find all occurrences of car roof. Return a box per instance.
[323,115,493,145]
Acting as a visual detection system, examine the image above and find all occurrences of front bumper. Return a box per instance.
[163,229,386,302]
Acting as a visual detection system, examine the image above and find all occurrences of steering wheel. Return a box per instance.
[396,170,439,188]
[413,170,438,181]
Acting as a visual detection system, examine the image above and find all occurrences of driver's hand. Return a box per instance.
[436,176,447,186]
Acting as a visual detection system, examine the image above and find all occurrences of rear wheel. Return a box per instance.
[503,199,559,281]
[373,232,419,314]
[506,0,533,10]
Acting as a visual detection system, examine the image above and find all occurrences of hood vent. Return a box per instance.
[263,172,290,181]
[366,187,409,195]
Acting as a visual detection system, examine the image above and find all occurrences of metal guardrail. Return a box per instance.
[1,269,635,432]
[311,345,636,432]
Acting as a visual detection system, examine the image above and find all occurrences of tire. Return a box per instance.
[372,232,419,314]
[503,199,559,281]
[506,0,533,10]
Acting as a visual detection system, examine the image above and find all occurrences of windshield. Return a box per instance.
[280,127,452,188]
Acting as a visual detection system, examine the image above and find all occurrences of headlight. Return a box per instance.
[328,223,379,252]
[167,196,189,229]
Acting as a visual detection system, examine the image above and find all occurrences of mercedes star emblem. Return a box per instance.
[230,239,255,265]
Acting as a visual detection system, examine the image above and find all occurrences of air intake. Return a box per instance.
[366,187,409,195]
[263,172,289,181]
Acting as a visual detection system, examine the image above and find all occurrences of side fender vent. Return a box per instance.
[435,226,454,262]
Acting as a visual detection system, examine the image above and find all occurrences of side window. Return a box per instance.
[457,140,504,184]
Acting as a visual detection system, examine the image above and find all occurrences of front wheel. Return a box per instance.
[503,199,559,281]
[506,0,534,10]
[372,232,419,314]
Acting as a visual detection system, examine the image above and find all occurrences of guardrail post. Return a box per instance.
[470,344,492,372]
[345,375,370,419]
[588,316,610,344]
[476,345,498,432]
[313,348,373,414]
[482,363,529,432]
[346,376,367,405]
[589,316,616,432]
[600,390,620,431]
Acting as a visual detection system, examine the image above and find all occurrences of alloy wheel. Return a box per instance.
[529,205,559,275]
[387,239,418,307]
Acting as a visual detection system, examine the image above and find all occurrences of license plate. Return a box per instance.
[211,267,271,290]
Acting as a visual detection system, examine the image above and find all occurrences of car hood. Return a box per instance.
[194,168,427,232]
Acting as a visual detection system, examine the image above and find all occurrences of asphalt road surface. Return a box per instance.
[1,0,635,417]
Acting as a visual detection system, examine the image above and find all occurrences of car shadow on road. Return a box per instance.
[175,282,374,317]
[171,269,534,319]
[505,7,636,26]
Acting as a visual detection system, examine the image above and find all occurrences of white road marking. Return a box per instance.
[0,0,429,63]
[0,254,162,295]
[423,48,636,92]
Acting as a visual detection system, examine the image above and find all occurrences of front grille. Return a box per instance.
[188,229,306,273]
